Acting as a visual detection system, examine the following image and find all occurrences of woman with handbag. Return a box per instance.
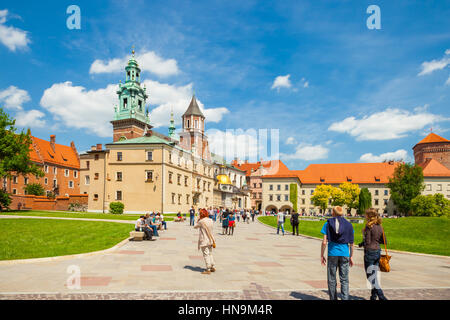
[194,208,216,275]
[360,208,388,300]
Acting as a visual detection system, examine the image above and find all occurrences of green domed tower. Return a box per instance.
[111,48,152,142]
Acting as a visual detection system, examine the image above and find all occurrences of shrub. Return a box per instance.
[411,194,450,217]
[109,202,124,214]
[24,183,45,196]
[0,189,11,211]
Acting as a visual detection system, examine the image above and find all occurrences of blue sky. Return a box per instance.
[0,0,449,170]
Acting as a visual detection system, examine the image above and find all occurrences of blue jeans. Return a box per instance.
[364,249,385,298]
[277,222,285,234]
[161,221,167,230]
[190,216,195,226]
[327,256,350,300]
[149,225,159,237]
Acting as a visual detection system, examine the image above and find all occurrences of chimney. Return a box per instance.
[96,144,102,151]
[50,135,56,152]
[91,146,96,151]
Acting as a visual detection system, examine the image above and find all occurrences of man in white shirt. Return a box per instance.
[277,211,285,235]
[135,216,153,240]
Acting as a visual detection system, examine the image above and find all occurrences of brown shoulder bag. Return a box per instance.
[379,227,391,272]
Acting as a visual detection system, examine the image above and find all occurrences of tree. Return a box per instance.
[0,108,44,210]
[24,183,45,196]
[311,185,334,213]
[387,163,424,216]
[411,194,450,217]
[289,183,298,212]
[358,188,372,215]
[339,182,361,213]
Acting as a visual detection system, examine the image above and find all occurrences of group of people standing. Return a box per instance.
[320,206,388,300]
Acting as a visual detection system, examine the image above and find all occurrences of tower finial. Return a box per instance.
[131,45,135,56]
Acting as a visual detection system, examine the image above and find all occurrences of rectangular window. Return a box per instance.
[384,190,388,196]
[68,181,74,188]
[178,194,182,205]
[116,191,122,201]
[94,194,99,201]
[195,120,198,128]
[374,199,379,206]
[146,151,153,161]
[85,176,90,185]
[384,199,388,205]
[169,153,172,163]
[116,172,122,181]
[284,195,289,201]
[437,184,442,191]
[177,174,181,185]
[94,173,99,180]
[302,199,305,205]
[311,190,314,195]
[269,185,273,191]
[302,190,306,195]
[12,189,17,195]
[117,152,122,161]
[146,171,153,182]
[277,195,281,201]
[44,165,49,173]
[426,184,431,191]
[185,176,188,186]
[169,172,173,183]
[74,170,78,178]
[44,178,48,185]
[65,169,69,177]
[171,193,175,204]
[53,179,57,188]
[285,184,289,191]
[53,167,57,174]
[186,194,190,204]
[375,190,379,196]
[24,177,29,185]
[13,176,18,184]
[269,195,273,201]
[86,161,90,169]
[277,185,281,191]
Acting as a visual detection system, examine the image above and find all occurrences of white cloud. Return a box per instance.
[0,10,30,51]
[328,108,446,141]
[15,109,46,128]
[90,50,179,77]
[40,81,117,137]
[271,74,292,91]
[39,80,229,137]
[359,149,409,163]
[143,80,228,128]
[286,136,297,145]
[207,129,262,162]
[282,143,329,161]
[418,49,450,76]
[0,85,30,110]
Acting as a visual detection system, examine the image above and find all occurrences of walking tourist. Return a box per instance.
[221,209,229,235]
[135,216,154,240]
[194,209,216,275]
[246,210,250,224]
[277,210,285,235]
[320,206,354,300]
[251,210,256,222]
[290,210,300,236]
[158,212,167,230]
[228,211,236,235]
[360,208,388,300]
[189,206,196,226]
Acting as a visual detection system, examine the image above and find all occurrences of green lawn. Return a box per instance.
[258,216,450,256]
[0,219,133,260]
[0,211,173,221]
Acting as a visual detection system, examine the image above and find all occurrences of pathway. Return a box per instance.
[0,216,449,300]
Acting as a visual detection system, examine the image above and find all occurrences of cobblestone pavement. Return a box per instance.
[1,283,449,300]
[1,216,449,300]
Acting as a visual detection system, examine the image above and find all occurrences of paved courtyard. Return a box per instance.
[0,216,449,300]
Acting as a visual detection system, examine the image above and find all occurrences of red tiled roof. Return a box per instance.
[231,160,290,177]
[30,136,79,169]
[262,162,400,184]
[415,133,449,146]
[418,158,450,177]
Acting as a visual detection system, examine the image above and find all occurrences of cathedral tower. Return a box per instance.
[111,49,151,142]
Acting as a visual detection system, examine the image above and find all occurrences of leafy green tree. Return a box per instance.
[289,183,298,212]
[24,183,45,196]
[0,190,11,211]
[387,163,425,216]
[358,188,372,215]
[0,108,44,210]
[411,194,450,217]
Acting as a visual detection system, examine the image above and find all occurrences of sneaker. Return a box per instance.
[201,270,211,275]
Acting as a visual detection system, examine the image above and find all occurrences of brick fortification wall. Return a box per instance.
[8,194,88,211]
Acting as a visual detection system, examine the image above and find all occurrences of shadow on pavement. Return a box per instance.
[184,265,204,273]
[289,291,325,300]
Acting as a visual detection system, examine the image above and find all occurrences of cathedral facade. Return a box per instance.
[80,50,250,213]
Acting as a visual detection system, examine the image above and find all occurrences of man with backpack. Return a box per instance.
[320,206,354,300]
